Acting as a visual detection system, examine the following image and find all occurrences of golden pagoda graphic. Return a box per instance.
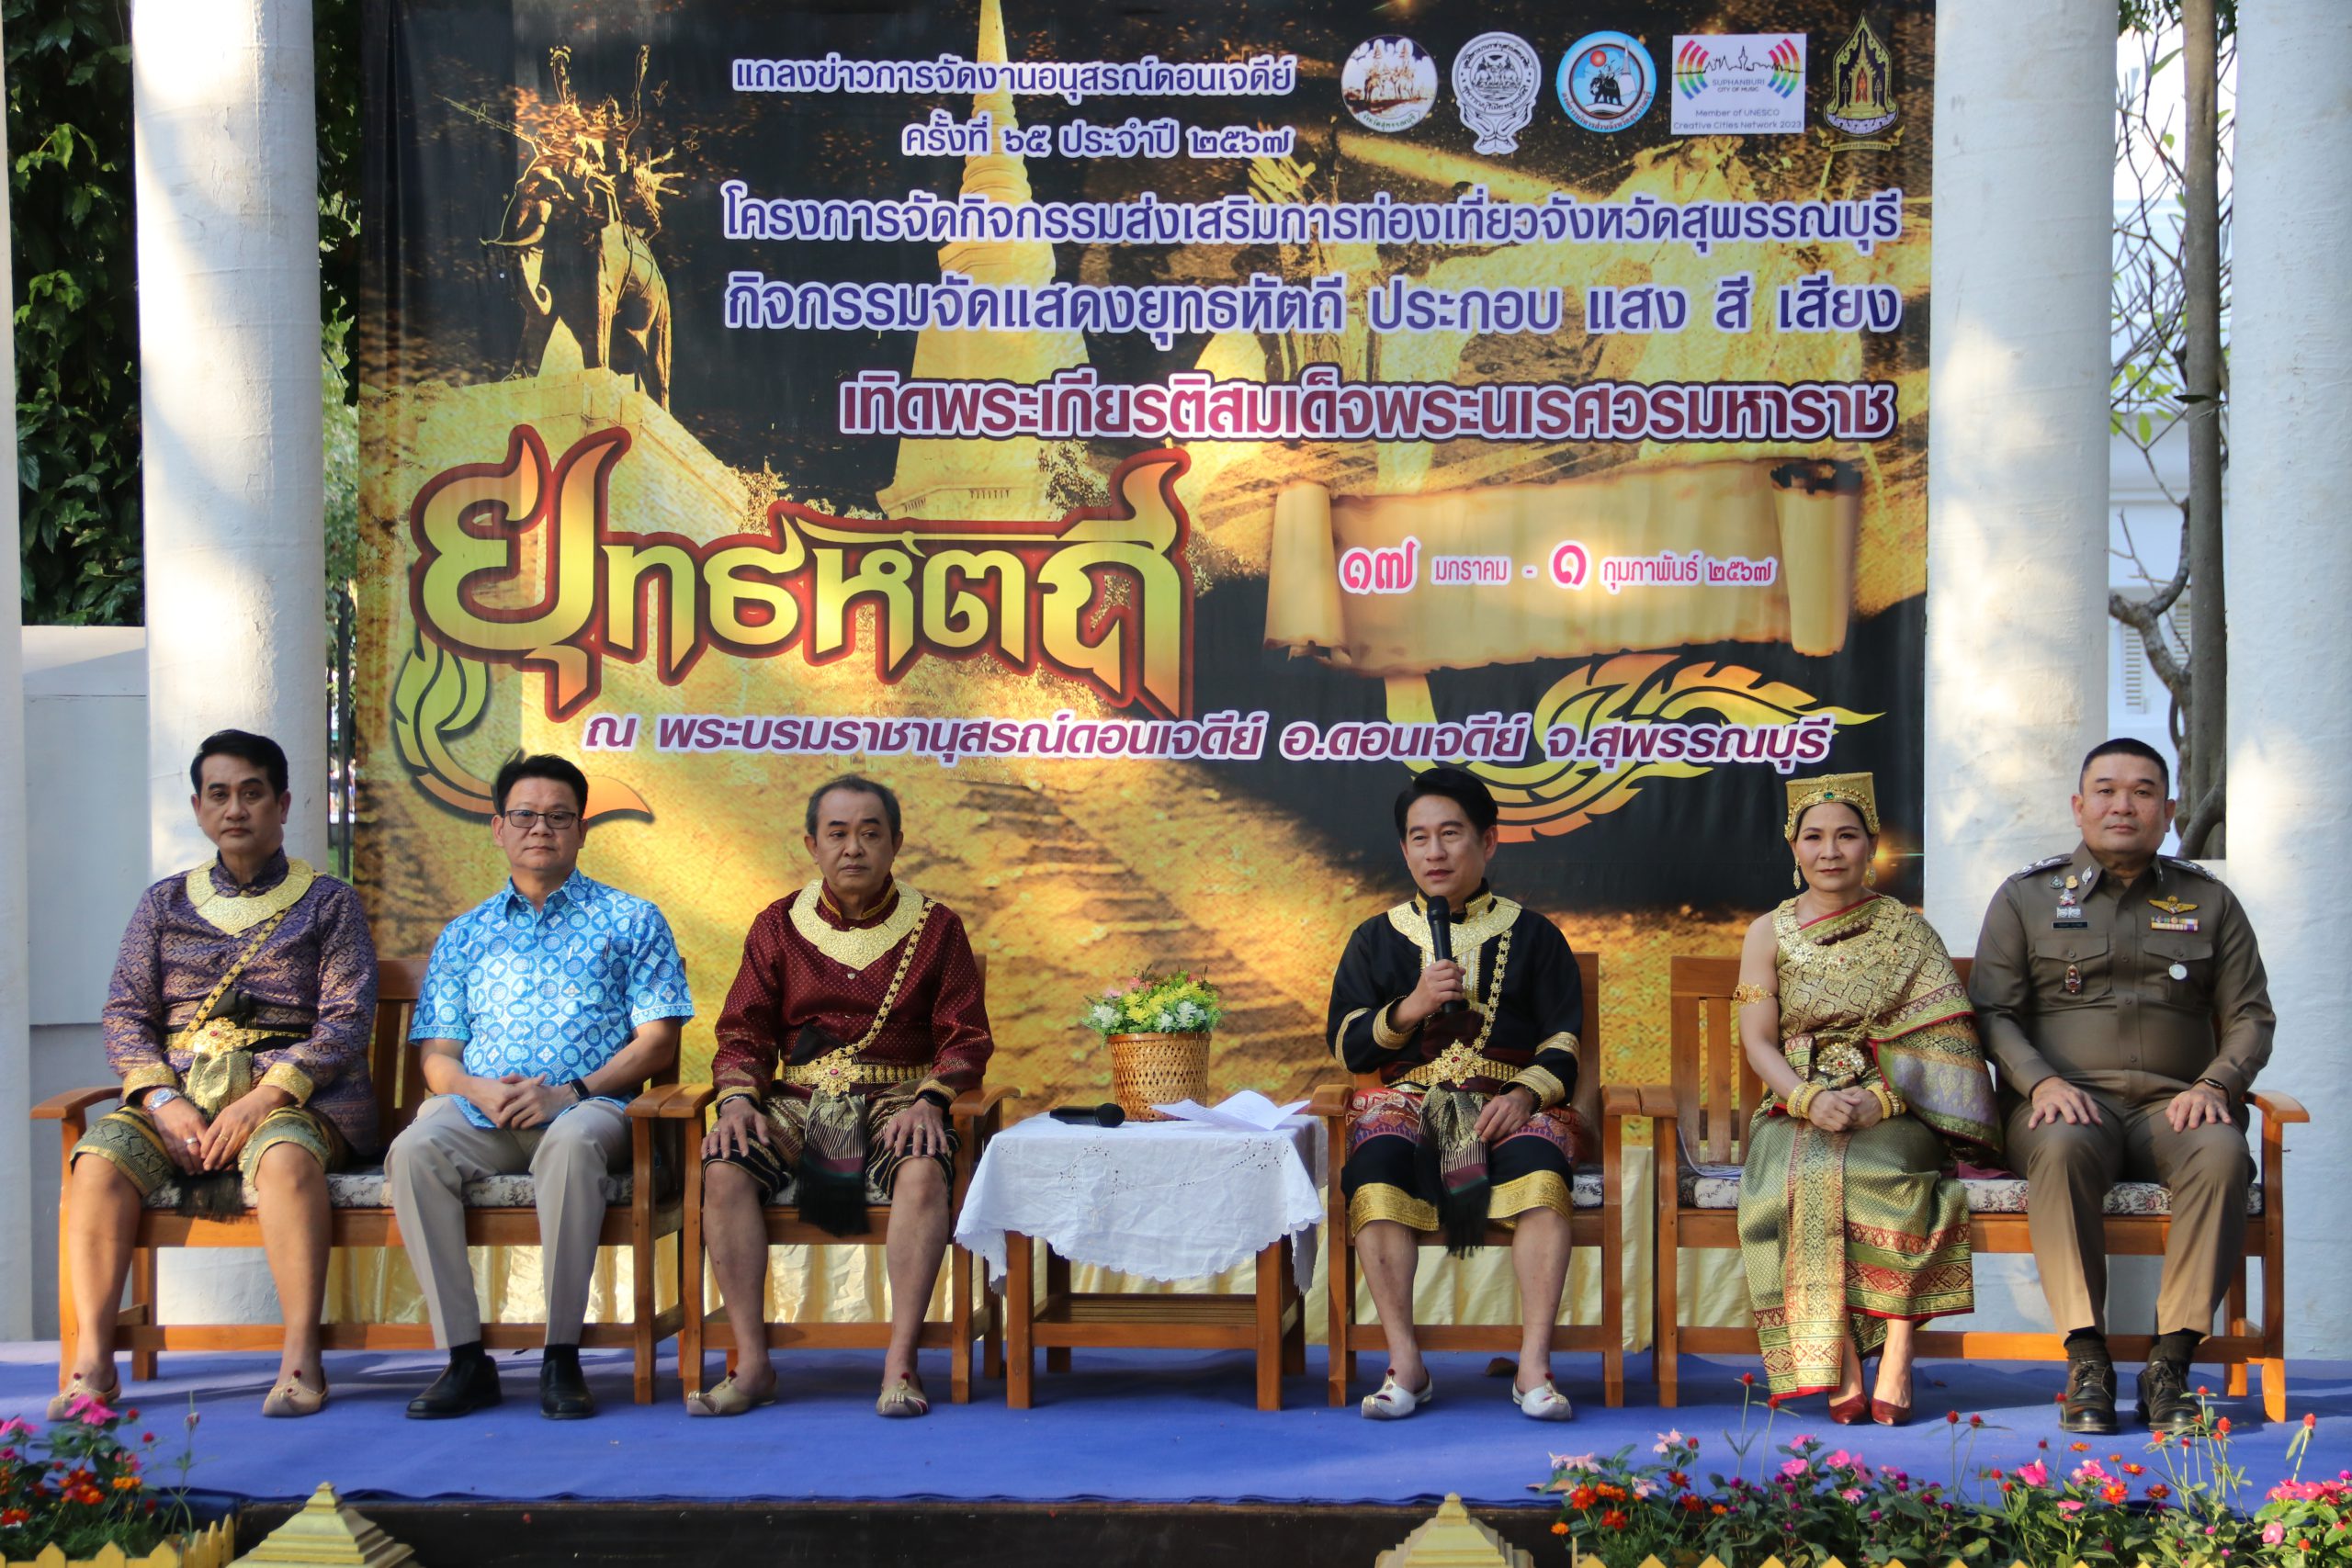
[878,0,1090,519]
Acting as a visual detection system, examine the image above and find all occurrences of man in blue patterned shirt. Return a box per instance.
[386,755,693,1420]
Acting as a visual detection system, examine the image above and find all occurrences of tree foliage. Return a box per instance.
[6,0,360,626]
[6,0,139,624]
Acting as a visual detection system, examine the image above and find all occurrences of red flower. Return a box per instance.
[2123,1463,2146,1476]
[2101,1483,2127,1506]
[2149,1484,2172,1502]
[2068,1441,2089,1452]
[1679,1495,1706,1513]
[1741,1372,1757,1386]
[2216,1417,2233,1436]
[1600,1509,1630,1530]
[1970,1414,1984,1427]
[2306,1414,2320,1429]
[1945,1410,1961,1425]
[1667,1472,1690,1488]
[1767,1393,1784,1409]
[0,1507,27,1527]
[1568,1486,1598,1510]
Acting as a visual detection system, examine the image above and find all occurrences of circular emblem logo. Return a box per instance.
[1557,30,1657,133]
[1340,36,1438,133]
[1451,32,1542,155]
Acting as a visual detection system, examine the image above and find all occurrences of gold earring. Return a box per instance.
[1792,865,1804,890]
[1865,865,1878,886]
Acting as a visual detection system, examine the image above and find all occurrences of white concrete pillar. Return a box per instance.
[133,0,326,874]
[2226,0,2352,1358]
[1921,0,2114,942]
[0,8,33,1340]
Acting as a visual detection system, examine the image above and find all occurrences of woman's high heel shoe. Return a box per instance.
[1828,1350,1871,1424]
[1871,1363,1914,1427]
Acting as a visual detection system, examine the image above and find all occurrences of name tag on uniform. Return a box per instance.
[2150,916,2199,932]
[2052,901,2088,929]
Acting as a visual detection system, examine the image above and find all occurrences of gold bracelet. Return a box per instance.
[1784,1082,1821,1119]
[1868,1081,1904,1121]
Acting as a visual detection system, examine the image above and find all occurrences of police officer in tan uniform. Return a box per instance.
[1969,739,2274,1436]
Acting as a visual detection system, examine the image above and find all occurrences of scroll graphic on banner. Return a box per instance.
[1263,457,1861,675]
[360,0,1935,1121]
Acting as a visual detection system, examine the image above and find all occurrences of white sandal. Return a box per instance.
[1359,1367,1435,1420]
[1512,1378,1575,1422]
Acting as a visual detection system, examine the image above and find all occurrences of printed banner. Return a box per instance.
[358,0,1934,1103]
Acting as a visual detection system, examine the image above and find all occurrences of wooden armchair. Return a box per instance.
[1311,948,1630,1409]
[674,1084,1017,1404]
[33,958,697,1404]
[1649,953,2304,1417]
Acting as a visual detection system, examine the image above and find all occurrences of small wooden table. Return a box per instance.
[1001,1230,1306,1410]
[955,1115,1325,1411]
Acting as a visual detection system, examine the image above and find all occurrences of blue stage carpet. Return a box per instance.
[3,1345,2346,1506]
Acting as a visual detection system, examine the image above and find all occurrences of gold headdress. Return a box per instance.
[1784,773,1879,839]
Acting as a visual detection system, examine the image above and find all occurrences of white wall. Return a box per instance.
[20,629,155,1336]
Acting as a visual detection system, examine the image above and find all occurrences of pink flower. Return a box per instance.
[1841,1488,1864,1503]
[1826,1450,1858,1471]
[2264,1525,2288,1546]
[2057,1500,2086,1516]
[1653,1429,1686,1454]
[1781,1459,1809,1478]
[2015,1461,2048,1488]
[65,1394,116,1425]
[2069,1461,2111,1485]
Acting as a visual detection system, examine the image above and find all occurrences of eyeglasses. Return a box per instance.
[500,808,581,832]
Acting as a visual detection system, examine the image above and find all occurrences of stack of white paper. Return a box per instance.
[1148,1089,1309,1131]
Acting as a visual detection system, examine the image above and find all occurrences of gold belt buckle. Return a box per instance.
[1430,1042,1482,1084]
[809,1054,858,1096]
[183,1018,243,1056]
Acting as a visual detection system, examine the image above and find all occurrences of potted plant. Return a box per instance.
[1079,971,1226,1121]
[0,1396,231,1567]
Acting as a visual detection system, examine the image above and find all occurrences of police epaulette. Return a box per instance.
[2014,852,2070,878]
[2160,855,2215,879]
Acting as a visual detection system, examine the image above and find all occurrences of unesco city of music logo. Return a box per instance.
[405,425,1195,722]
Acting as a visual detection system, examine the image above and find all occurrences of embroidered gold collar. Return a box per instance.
[186,857,317,936]
[789,878,929,972]
[1387,886,1519,964]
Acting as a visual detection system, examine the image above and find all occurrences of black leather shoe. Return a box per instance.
[2059,1358,2120,1435]
[539,1354,595,1420]
[405,1356,502,1420]
[2136,1359,2199,1434]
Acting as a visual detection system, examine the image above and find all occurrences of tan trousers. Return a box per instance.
[384,1094,631,1347]
[2003,1088,2253,1338]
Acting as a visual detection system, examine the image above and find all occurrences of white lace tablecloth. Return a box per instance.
[954,1115,1326,1289]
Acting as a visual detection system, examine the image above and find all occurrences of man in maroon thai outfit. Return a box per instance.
[690,775,992,1418]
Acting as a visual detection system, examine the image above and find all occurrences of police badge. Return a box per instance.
[1452,32,1541,154]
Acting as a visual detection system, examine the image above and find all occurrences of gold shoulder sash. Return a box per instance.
[185,858,317,936]
[787,880,928,972]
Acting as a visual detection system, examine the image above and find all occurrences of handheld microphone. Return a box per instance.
[1048,1102,1127,1128]
[1426,898,1467,1016]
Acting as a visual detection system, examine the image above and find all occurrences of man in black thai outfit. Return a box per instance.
[1326,767,1585,1422]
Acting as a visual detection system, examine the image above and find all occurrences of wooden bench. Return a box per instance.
[674,1082,1017,1406]
[1310,948,1632,1410]
[33,957,698,1404]
[1649,953,2305,1416]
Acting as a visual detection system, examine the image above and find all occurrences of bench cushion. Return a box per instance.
[141,1168,636,1211]
[1678,1168,2262,1216]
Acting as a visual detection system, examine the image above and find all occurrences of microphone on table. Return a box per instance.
[1426,897,1467,1016]
[1048,1102,1127,1128]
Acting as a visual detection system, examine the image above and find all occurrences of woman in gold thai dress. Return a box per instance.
[1736,773,1999,1424]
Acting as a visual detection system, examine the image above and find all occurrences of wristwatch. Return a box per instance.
[144,1087,181,1111]
[2194,1077,2232,1099]
[560,1077,592,1104]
